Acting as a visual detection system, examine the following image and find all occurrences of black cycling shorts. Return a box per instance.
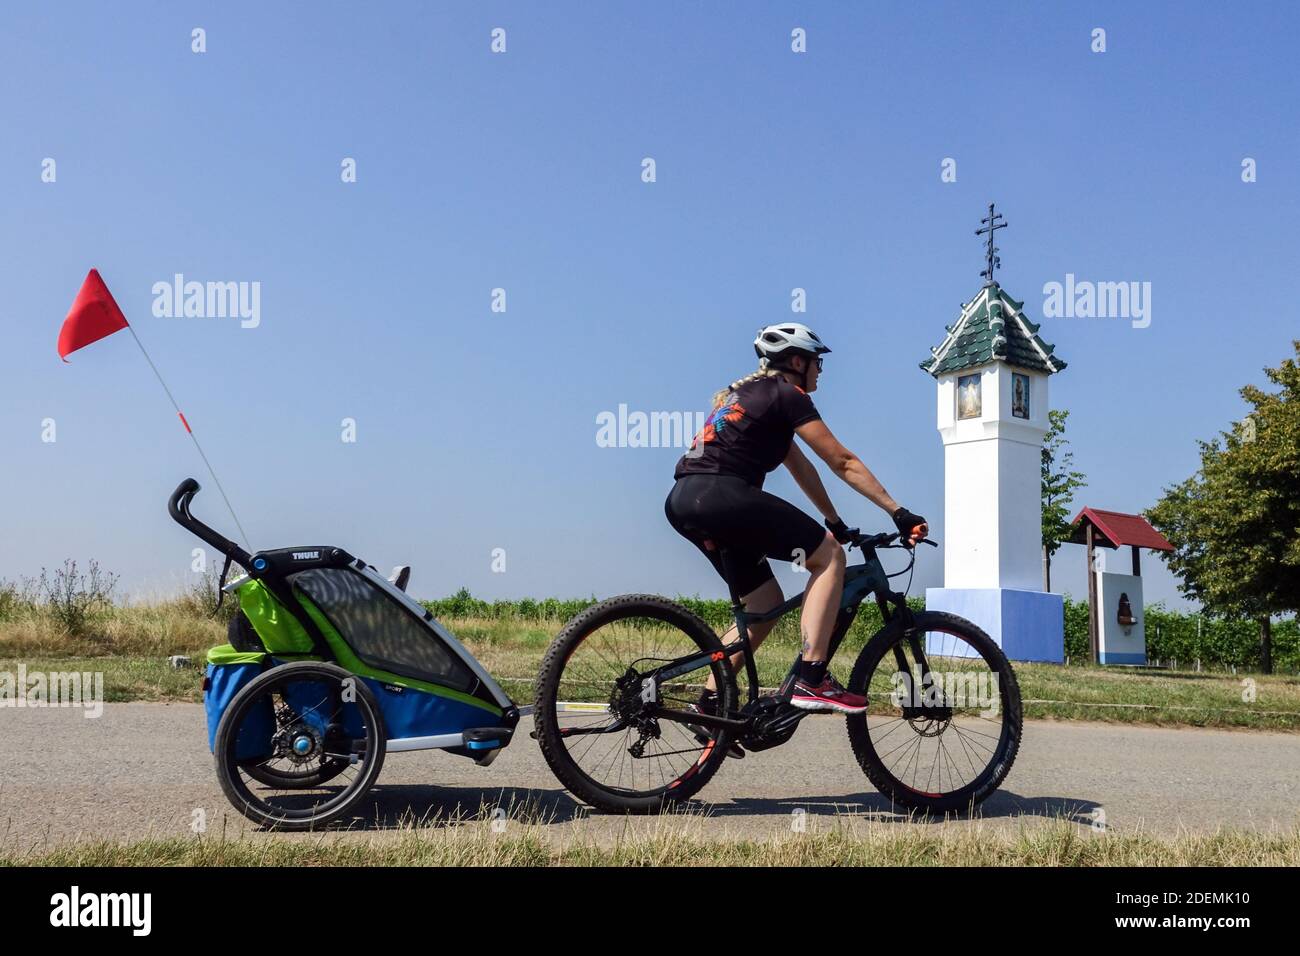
[664,473,828,597]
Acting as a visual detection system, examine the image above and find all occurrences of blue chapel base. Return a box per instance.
[1098,651,1147,665]
[924,588,1064,664]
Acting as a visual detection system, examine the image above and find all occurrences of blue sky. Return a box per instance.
[2,1,1296,609]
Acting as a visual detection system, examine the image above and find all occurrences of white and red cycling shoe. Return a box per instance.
[790,675,868,714]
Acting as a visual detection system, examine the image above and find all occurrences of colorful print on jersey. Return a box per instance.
[692,398,745,449]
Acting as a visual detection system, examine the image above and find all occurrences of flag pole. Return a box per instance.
[125,325,252,550]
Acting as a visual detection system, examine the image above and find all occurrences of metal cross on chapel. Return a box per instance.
[975,202,1007,283]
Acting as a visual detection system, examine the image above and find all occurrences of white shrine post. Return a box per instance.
[921,274,1067,662]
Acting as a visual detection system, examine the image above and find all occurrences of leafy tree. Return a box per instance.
[1147,341,1300,673]
[1041,409,1087,591]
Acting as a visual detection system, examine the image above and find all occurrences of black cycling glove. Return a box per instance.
[891,507,927,545]
[825,516,858,544]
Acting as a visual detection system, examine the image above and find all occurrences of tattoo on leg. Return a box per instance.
[801,628,812,655]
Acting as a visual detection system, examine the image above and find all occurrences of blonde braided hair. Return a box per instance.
[711,362,783,410]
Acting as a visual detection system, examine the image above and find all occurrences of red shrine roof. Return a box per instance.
[1068,508,1174,551]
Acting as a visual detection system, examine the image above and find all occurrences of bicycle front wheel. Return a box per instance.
[534,594,738,813]
[845,610,1022,814]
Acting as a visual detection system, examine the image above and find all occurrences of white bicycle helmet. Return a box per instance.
[753,322,831,366]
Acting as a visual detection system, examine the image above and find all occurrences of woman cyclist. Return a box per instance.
[665,322,928,736]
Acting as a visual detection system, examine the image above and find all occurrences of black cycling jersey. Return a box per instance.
[674,375,821,488]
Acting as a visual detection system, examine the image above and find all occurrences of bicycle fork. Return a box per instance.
[879,592,952,721]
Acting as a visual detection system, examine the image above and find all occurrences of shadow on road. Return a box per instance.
[693,790,1101,826]
[336,784,1101,832]
[346,784,588,829]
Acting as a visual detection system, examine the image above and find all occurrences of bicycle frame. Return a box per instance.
[645,541,920,735]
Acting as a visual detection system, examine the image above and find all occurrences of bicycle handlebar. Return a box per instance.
[848,529,938,551]
[168,478,252,568]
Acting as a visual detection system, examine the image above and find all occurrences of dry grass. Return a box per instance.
[4,815,1297,867]
[0,600,224,659]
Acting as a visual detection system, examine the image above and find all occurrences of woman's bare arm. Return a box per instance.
[795,419,902,516]
[782,441,839,522]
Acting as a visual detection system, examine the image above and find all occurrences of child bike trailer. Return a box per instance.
[171,478,522,830]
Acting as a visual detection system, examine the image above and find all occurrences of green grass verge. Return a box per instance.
[4,819,1298,867]
[5,613,1299,731]
[0,655,202,703]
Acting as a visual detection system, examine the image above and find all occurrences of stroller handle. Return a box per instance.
[168,478,252,568]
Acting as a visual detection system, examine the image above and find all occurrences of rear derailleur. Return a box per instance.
[611,666,663,757]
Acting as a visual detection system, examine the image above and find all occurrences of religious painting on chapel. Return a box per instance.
[957,373,982,420]
[1012,373,1031,419]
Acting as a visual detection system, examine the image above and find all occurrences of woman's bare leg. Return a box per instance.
[703,577,783,693]
[799,532,845,663]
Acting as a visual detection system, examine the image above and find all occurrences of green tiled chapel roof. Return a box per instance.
[920,282,1067,377]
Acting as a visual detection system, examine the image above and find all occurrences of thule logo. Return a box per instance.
[291,551,320,561]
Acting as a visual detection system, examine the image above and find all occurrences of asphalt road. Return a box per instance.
[2,703,1297,847]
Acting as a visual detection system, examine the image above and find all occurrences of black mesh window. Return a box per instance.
[290,568,474,691]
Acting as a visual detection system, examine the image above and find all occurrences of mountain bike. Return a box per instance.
[534,530,1022,814]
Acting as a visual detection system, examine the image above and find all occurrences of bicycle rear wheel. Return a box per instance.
[534,594,738,813]
[845,610,1022,814]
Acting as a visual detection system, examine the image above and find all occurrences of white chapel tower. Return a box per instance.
[921,205,1066,662]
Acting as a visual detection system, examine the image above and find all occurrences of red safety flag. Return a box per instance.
[57,268,129,361]
[56,266,251,546]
